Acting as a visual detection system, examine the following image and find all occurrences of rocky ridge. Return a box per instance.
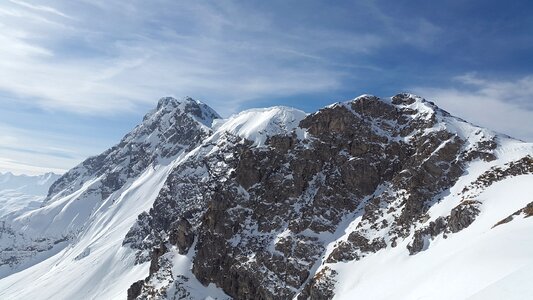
[1,93,531,300]
[0,97,219,276]
[122,94,532,299]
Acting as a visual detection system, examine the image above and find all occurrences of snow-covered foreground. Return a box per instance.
[0,96,231,299]
[333,175,533,300]
[0,164,171,299]
[0,95,531,300]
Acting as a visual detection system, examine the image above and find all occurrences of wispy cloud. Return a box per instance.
[8,0,72,19]
[0,0,442,117]
[0,1,338,116]
[412,74,533,142]
[1,1,530,175]
[454,73,533,110]
[0,122,103,175]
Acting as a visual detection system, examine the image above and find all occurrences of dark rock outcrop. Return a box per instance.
[123,94,528,299]
[298,267,338,300]
[168,218,195,254]
[493,201,533,228]
[407,217,447,255]
[127,280,144,300]
[448,200,481,233]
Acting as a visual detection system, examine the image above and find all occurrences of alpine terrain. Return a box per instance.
[0,94,531,300]
[0,172,60,219]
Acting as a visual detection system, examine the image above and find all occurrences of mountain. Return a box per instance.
[0,172,60,219]
[0,94,532,300]
[0,97,219,279]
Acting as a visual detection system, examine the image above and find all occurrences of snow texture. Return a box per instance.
[0,94,532,300]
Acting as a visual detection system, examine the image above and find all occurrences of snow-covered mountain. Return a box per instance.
[0,94,531,300]
[0,172,60,219]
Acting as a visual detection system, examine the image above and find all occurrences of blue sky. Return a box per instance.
[1,0,532,174]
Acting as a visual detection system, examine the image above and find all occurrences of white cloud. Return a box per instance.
[0,1,448,117]
[454,73,533,109]
[0,123,104,175]
[0,157,67,176]
[412,74,533,142]
[0,123,103,174]
[8,0,71,18]
[0,1,386,117]
[4,1,516,176]
[1,0,384,174]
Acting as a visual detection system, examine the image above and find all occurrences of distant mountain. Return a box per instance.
[0,172,60,219]
[0,172,59,194]
[0,94,531,300]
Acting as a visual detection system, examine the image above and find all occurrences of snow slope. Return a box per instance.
[0,94,531,300]
[318,127,533,300]
[0,97,220,276]
[333,175,533,300]
[0,97,229,299]
[0,163,174,299]
[212,106,308,146]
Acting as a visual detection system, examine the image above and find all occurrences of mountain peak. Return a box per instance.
[352,93,381,101]
[2,93,532,300]
[44,96,220,206]
[349,93,431,109]
[213,106,307,146]
[152,96,220,128]
[156,96,180,109]
[391,92,425,105]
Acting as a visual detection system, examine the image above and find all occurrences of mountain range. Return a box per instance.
[0,172,60,219]
[0,94,532,300]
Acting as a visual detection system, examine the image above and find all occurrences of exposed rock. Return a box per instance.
[123,94,523,299]
[298,267,338,300]
[327,241,359,263]
[448,200,481,233]
[168,218,195,254]
[463,139,498,162]
[462,156,533,196]
[407,217,447,255]
[526,202,533,217]
[327,232,387,263]
[493,201,533,228]
[150,244,168,275]
[127,280,144,300]
[391,93,417,105]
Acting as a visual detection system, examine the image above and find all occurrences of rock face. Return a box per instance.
[121,93,531,299]
[493,200,533,228]
[2,93,532,299]
[47,97,219,202]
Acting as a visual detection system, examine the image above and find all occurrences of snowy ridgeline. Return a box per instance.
[0,94,532,300]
